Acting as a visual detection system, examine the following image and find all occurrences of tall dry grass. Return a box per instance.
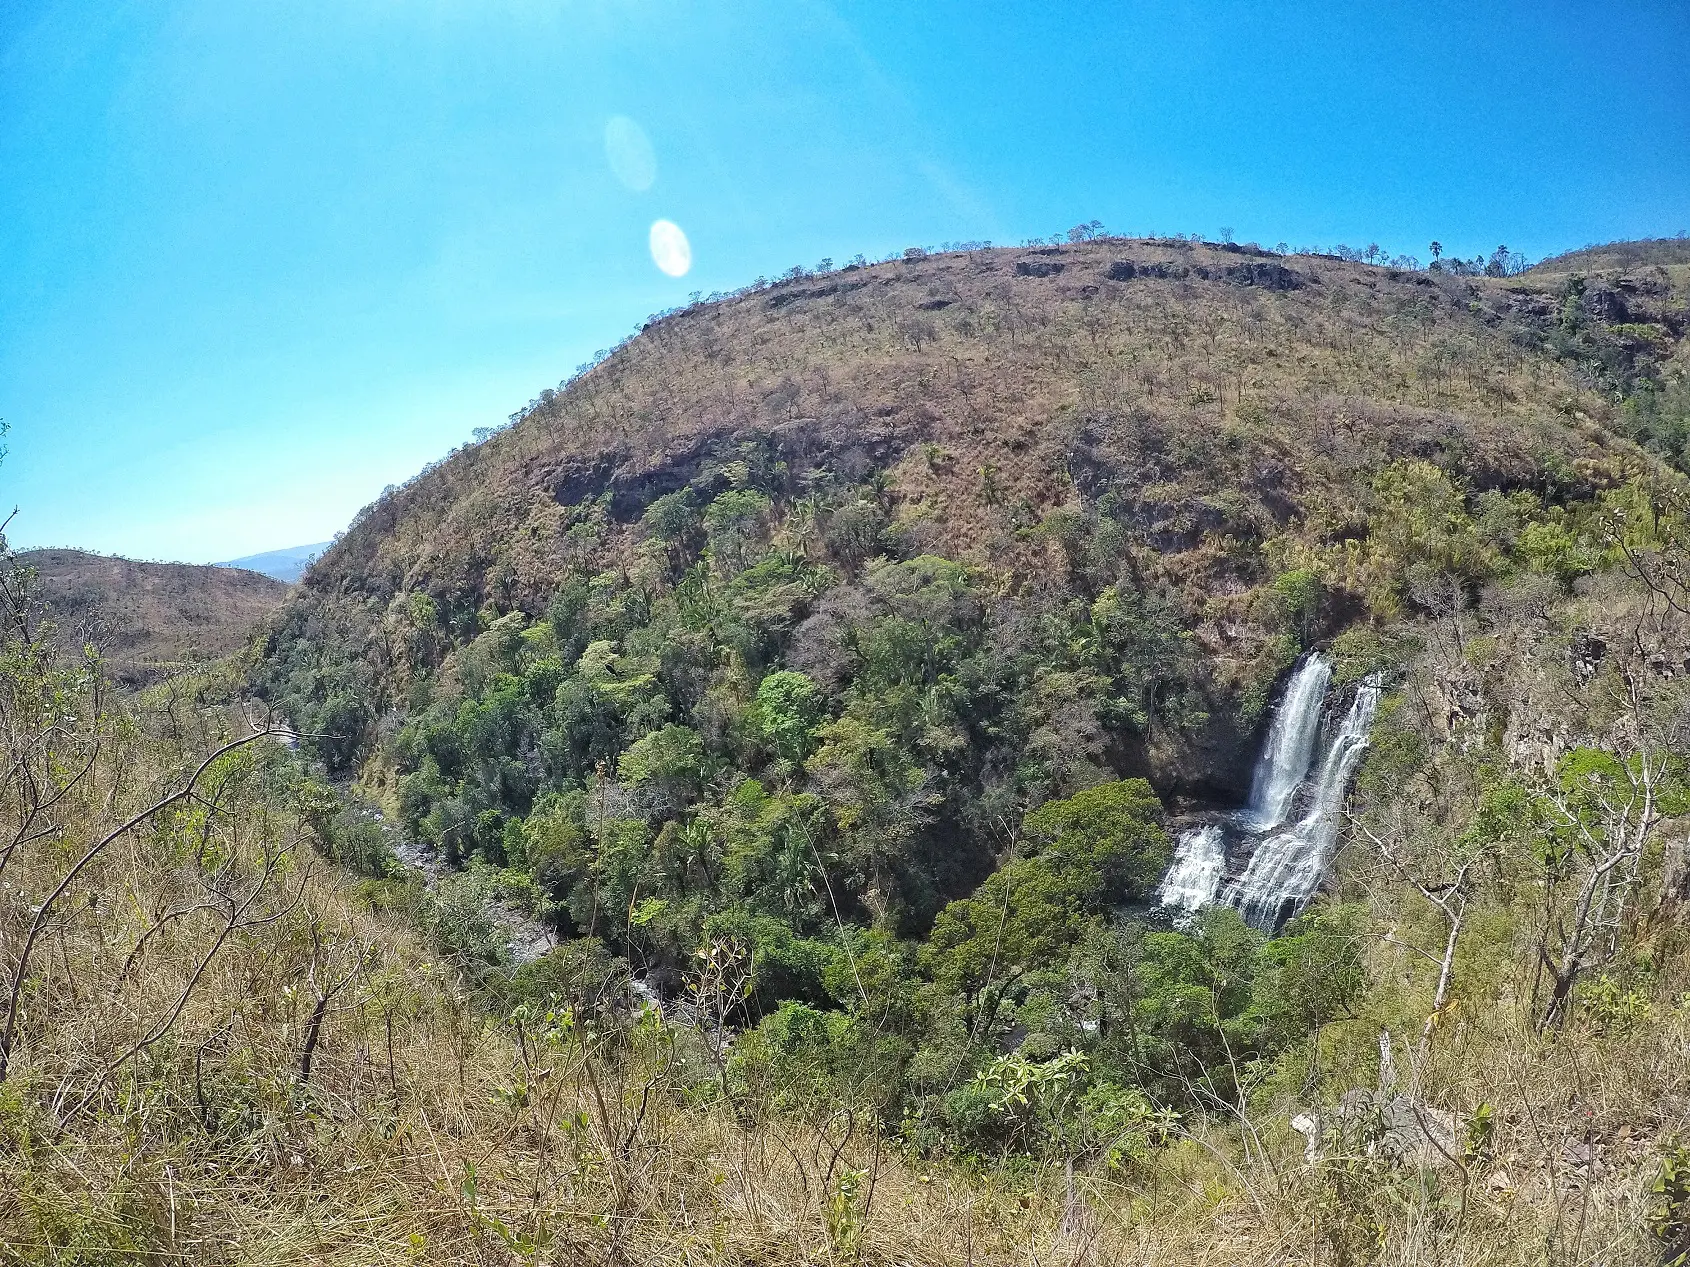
[0,654,1676,1264]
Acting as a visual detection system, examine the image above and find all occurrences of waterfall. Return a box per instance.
[1242,653,1331,831]
[1222,676,1381,931]
[1151,651,1381,934]
[1157,824,1226,913]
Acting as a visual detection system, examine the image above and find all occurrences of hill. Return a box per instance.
[229,236,1690,1261]
[22,547,288,686]
[262,236,1682,793]
[216,540,333,583]
[251,234,1690,924]
[1524,234,1690,281]
[9,237,1690,1261]
[293,236,1685,610]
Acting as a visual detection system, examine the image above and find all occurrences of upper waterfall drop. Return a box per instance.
[1242,653,1331,831]
[1222,675,1382,931]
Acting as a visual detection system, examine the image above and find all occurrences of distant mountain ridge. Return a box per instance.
[21,548,287,686]
[216,541,332,583]
[1523,235,1690,280]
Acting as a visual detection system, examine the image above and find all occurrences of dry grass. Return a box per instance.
[0,658,1676,1266]
[19,549,287,689]
[305,238,1661,627]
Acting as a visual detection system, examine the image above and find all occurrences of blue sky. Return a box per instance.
[3,1,1687,563]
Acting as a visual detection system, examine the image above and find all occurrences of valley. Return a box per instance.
[5,235,1690,1263]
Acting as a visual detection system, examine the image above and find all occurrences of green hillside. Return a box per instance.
[7,238,1690,1263]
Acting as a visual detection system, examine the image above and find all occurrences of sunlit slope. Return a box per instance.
[287,238,1659,684]
[1523,235,1690,285]
[24,548,287,686]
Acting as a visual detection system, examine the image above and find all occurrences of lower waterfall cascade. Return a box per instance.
[1154,653,1382,932]
[1154,823,1226,913]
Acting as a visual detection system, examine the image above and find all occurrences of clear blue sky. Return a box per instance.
[3,1,1687,563]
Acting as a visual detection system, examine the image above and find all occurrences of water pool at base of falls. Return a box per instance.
[1153,654,1381,932]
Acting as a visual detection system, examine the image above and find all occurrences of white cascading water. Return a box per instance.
[1155,654,1333,915]
[1222,676,1381,931]
[1154,653,1380,932]
[1241,654,1332,831]
[1155,823,1226,914]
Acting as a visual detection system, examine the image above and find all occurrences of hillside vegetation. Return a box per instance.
[20,548,287,687]
[262,237,1686,793]
[6,237,1690,1263]
[299,236,1663,618]
[1525,237,1690,285]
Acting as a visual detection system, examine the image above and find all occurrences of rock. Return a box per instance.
[1222,261,1306,291]
[1291,1111,1322,1163]
[1580,285,1630,323]
[1561,1139,1600,1170]
[1376,1096,1461,1166]
[1296,1089,1463,1169]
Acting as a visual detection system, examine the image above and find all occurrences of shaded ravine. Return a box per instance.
[359,655,1375,963]
[344,798,560,964]
[1156,654,1380,931]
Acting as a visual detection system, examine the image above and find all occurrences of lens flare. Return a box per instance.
[604,116,656,192]
[649,220,691,278]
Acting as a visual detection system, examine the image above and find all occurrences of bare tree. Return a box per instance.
[1531,683,1673,1030]
[298,920,368,1084]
